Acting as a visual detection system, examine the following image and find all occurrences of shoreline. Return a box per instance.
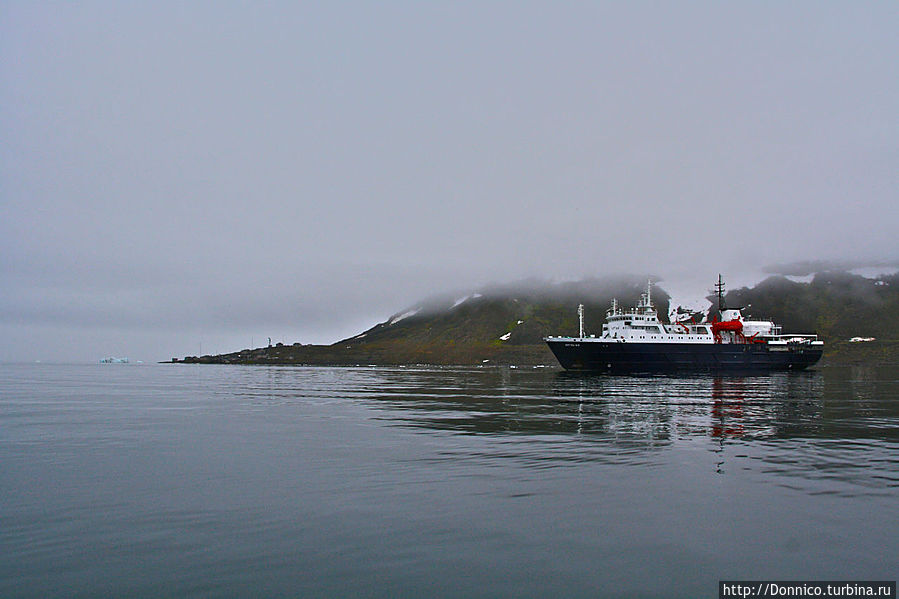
[169,340,898,368]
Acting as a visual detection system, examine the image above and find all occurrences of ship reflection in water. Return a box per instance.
[361,368,827,445]
[4,363,895,597]
[357,366,897,489]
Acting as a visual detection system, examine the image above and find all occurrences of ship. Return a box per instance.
[544,275,823,372]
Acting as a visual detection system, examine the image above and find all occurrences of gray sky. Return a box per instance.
[2,2,897,362]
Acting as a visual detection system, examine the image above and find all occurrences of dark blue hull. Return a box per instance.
[545,340,823,373]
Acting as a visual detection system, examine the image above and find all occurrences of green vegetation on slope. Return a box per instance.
[177,271,899,366]
[179,277,668,365]
[726,271,899,365]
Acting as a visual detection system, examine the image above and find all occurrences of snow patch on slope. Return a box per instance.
[389,308,420,325]
[451,295,470,308]
[850,266,899,279]
[451,293,483,309]
[663,280,713,323]
[779,267,897,284]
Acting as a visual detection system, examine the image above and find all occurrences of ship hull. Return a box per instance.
[545,340,823,373]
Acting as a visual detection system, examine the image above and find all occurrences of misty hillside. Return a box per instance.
[326,276,670,364]
[180,271,899,366]
[728,272,899,339]
[344,276,671,343]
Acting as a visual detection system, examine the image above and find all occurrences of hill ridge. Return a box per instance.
[175,271,899,366]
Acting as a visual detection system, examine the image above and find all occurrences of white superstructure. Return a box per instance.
[547,278,821,347]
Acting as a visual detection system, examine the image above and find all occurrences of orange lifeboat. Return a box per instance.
[711,318,743,343]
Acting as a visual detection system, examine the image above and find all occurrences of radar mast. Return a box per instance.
[715,274,726,311]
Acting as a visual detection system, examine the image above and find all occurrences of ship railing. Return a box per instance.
[765,334,819,343]
[613,307,658,317]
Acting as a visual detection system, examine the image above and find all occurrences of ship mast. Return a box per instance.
[715,274,726,311]
[578,304,585,338]
[638,279,654,314]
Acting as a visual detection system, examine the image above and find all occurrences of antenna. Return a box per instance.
[578,304,585,338]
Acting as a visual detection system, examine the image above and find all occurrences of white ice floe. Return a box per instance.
[389,308,420,325]
[499,332,512,341]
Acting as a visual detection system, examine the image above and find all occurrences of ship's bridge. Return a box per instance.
[600,283,717,343]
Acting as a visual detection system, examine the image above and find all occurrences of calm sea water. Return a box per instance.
[2,363,897,598]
